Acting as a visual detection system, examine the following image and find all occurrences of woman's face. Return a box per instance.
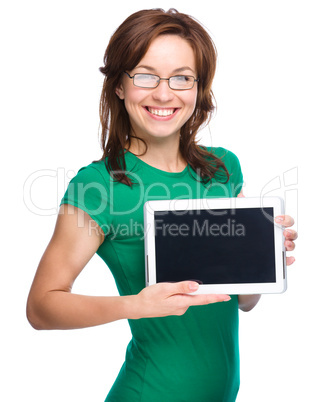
[116,35,198,145]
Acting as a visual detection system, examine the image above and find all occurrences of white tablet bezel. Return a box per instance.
[144,197,287,295]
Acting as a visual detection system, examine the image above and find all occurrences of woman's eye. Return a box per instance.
[176,75,189,81]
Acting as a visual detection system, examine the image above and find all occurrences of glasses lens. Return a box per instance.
[133,74,159,88]
[169,75,195,90]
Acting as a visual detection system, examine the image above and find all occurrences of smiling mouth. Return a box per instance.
[146,107,177,117]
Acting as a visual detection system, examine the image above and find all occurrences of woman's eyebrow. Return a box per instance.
[134,65,196,75]
[134,65,157,72]
[172,66,196,74]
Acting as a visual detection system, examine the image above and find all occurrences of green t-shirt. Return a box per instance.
[60,147,243,402]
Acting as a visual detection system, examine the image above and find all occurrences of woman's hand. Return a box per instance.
[237,191,298,266]
[275,215,298,266]
[132,281,231,319]
[236,191,298,312]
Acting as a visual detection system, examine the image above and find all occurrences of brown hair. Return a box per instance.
[98,8,229,186]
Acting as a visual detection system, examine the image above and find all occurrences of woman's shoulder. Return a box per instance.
[69,159,112,185]
[201,146,241,167]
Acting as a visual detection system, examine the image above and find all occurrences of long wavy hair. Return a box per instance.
[98,8,229,186]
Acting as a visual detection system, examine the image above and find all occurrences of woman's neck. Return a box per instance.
[125,137,187,173]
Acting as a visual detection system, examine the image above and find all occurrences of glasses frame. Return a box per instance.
[124,71,199,91]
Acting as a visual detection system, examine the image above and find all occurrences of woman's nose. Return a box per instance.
[152,80,175,102]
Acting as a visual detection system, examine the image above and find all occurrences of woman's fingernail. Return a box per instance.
[223,296,231,302]
[189,282,199,291]
[275,216,284,222]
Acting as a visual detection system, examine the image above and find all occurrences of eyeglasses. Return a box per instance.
[124,72,199,90]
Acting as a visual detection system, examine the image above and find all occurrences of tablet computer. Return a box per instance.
[144,197,287,294]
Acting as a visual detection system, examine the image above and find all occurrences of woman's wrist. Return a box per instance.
[119,294,142,320]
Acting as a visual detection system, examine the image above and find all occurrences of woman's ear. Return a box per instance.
[115,85,125,100]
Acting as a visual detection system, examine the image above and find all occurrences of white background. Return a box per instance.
[1,0,318,401]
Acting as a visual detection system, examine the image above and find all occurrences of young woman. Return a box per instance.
[27,9,297,402]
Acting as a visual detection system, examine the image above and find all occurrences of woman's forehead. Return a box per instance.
[133,35,196,74]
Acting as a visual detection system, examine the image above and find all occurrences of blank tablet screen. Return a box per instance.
[154,207,276,284]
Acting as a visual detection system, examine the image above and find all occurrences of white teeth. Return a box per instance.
[148,107,175,117]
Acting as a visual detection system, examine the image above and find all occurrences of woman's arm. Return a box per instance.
[26,204,132,330]
[27,204,230,330]
[238,294,261,312]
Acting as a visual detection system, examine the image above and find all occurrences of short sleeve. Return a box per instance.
[60,163,111,235]
[207,147,244,197]
[224,150,243,197]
